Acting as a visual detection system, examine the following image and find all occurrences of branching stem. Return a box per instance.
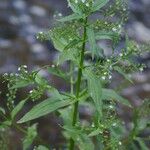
[69,17,88,150]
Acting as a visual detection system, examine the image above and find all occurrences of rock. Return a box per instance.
[29,6,47,17]
[12,0,27,10]
[128,22,150,42]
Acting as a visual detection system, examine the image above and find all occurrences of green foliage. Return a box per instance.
[23,124,37,150]
[84,68,102,116]
[18,97,76,123]
[1,0,149,149]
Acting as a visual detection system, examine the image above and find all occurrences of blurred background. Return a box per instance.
[0,0,150,149]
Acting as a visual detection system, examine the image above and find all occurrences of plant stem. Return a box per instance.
[69,17,88,150]
[70,61,74,95]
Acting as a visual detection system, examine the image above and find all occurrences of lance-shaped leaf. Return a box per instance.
[58,13,83,22]
[92,0,110,12]
[23,124,37,150]
[64,39,82,51]
[18,97,75,123]
[84,69,102,117]
[0,107,5,115]
[95,31,119,41]
[58,48,79,65]
[10,80,34,89]
[67,0,82,14]
[135,138,149,150]
[11,99,27,120]
[46,31,67,52]
[87,26,97,59]
[88,128,102,137]
[114,66,133,83]
[47,67,67,80]
[102,88,132,107]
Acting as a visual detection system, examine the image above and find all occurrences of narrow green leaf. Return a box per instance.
[84,69,102,116]
[47,67,66,79]
[3,120,12,126]
[10,80,33,89]
[78,134,94,150]
[87,26,97,59]
[88,128,101,137]
[135,138,149,150]
[102,89,132,107]
[67,0,82,14]
[18,98,75,123]
[58,13,83,22]
[48,32,66,52]
[23,124,37,150]
[58,48,79,65]
[11,99,27,120]
[114,66,133,83]
[92,0,109,12]
[95,31,119,41]
[64,39,82,51]
[35,74,48,85]
[0,107,5,115]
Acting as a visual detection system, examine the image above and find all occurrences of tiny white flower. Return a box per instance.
[107,59,110,62]
[75,0,78,4]
[85,3,89,7]
[118,24,121,28]
[36,35,39,39]
[23,65,27,68]
[91,123,95,127]
[24,70,28,73]
[112,123,117,127]
[139,67,143,72]
[101,76,106,80]
[29,90,33,93]
[118,141,122,145]
[123,8,126,11]
[109,75,112,79]
[58,13,62,17]
[104,72,107,75]
[119,53,123,57]
[39,31,43,34]
[4,73,8,76]
[18,67,21,71]
[109,105,113,109]
[81,0,86,3]
[51,64,55,68]
[112,27,117,32]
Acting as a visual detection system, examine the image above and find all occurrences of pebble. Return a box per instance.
[29,6,47,17]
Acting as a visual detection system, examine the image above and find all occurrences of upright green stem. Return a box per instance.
[69,17,88,150]
[70,61,74,95]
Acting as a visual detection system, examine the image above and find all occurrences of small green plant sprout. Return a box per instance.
[1,0,149,149]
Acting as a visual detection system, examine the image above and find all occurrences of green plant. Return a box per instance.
[1,0,149,149]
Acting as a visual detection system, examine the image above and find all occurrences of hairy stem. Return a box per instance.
[69,17,88,150]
